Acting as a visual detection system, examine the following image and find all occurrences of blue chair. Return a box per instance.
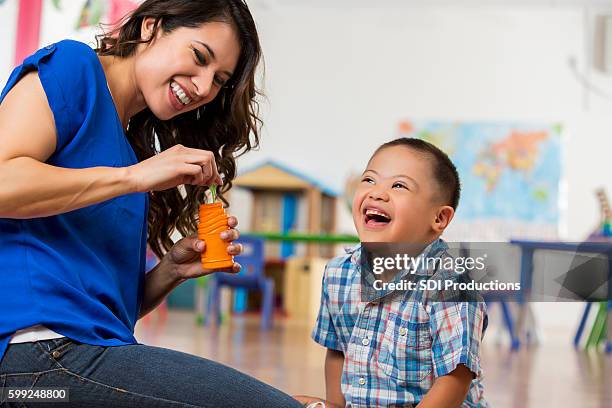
[205,236,275,329]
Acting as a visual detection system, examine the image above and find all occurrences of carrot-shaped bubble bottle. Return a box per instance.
[198,185,234,270]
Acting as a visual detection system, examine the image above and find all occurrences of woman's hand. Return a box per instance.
[139,216,242,317]
[127,144,224,192]
[163,215,242,281]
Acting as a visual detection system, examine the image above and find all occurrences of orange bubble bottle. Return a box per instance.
[198,188,234,270]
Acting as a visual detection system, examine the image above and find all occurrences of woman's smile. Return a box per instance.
[168,81,189,111]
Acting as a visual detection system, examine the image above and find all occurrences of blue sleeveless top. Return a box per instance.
[0,40,148,363]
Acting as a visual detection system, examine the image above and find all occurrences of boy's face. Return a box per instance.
[352,145,451,244]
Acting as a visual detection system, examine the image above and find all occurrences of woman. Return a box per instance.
[0,1,302,406]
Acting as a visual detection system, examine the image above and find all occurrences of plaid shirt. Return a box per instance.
[312,239,488,408]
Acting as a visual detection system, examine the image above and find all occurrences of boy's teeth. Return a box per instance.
[365,209,390,219]
[171,82,191,105]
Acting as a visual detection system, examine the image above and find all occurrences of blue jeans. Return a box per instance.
[0,338,303,407]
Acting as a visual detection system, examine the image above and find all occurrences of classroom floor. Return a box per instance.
[135,310,611,408]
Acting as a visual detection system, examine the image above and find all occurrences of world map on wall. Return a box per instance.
[398,120,561,225]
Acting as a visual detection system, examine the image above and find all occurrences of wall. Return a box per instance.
[243,2,612,240]
[0,0,18,77]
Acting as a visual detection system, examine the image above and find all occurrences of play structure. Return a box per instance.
[232,160,338,258]
[195,161,361,327]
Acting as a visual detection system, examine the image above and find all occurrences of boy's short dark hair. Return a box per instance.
[374,138,461,210]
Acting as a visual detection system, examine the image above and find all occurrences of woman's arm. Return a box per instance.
[139,247,189,318]
[416,364,473,408]
[0,71,221,219]
[140,237,204,318]
[325,348,345,407]
[0,72,132,217]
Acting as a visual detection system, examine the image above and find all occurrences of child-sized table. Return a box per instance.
[510,240,612,353]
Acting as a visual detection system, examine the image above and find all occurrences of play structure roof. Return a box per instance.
[235,160,338,197]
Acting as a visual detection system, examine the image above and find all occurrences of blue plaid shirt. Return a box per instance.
[312,239,488,407]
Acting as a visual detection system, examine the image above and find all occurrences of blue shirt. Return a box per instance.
[312,240,488,407]
[0,40,148,363]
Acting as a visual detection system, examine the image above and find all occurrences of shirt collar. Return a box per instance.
[347,238,448,274]
[345,243,362,266]
[351,238,449,301]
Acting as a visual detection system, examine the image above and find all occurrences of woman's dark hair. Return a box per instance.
[374,138,461,210]
[96,0,262,258]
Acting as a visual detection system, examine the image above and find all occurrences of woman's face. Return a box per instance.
[135,19,241,120]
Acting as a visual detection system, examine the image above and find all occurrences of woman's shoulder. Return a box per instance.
[54,39,97,56]
[22,40,106,151]
[17,40,96,80]
[40,39,100,71]
[34,40,106,105]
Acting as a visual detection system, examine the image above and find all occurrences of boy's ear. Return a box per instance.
[432,206,454,233]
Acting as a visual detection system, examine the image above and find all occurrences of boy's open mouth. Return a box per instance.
[364,208,391,227]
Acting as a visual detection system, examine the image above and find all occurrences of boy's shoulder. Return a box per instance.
[324,244,361,279]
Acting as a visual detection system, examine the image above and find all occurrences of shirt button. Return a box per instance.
[358,377,366,386]
[51,350,61,358]
[361,338,370,346]
[399,327,408,336]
